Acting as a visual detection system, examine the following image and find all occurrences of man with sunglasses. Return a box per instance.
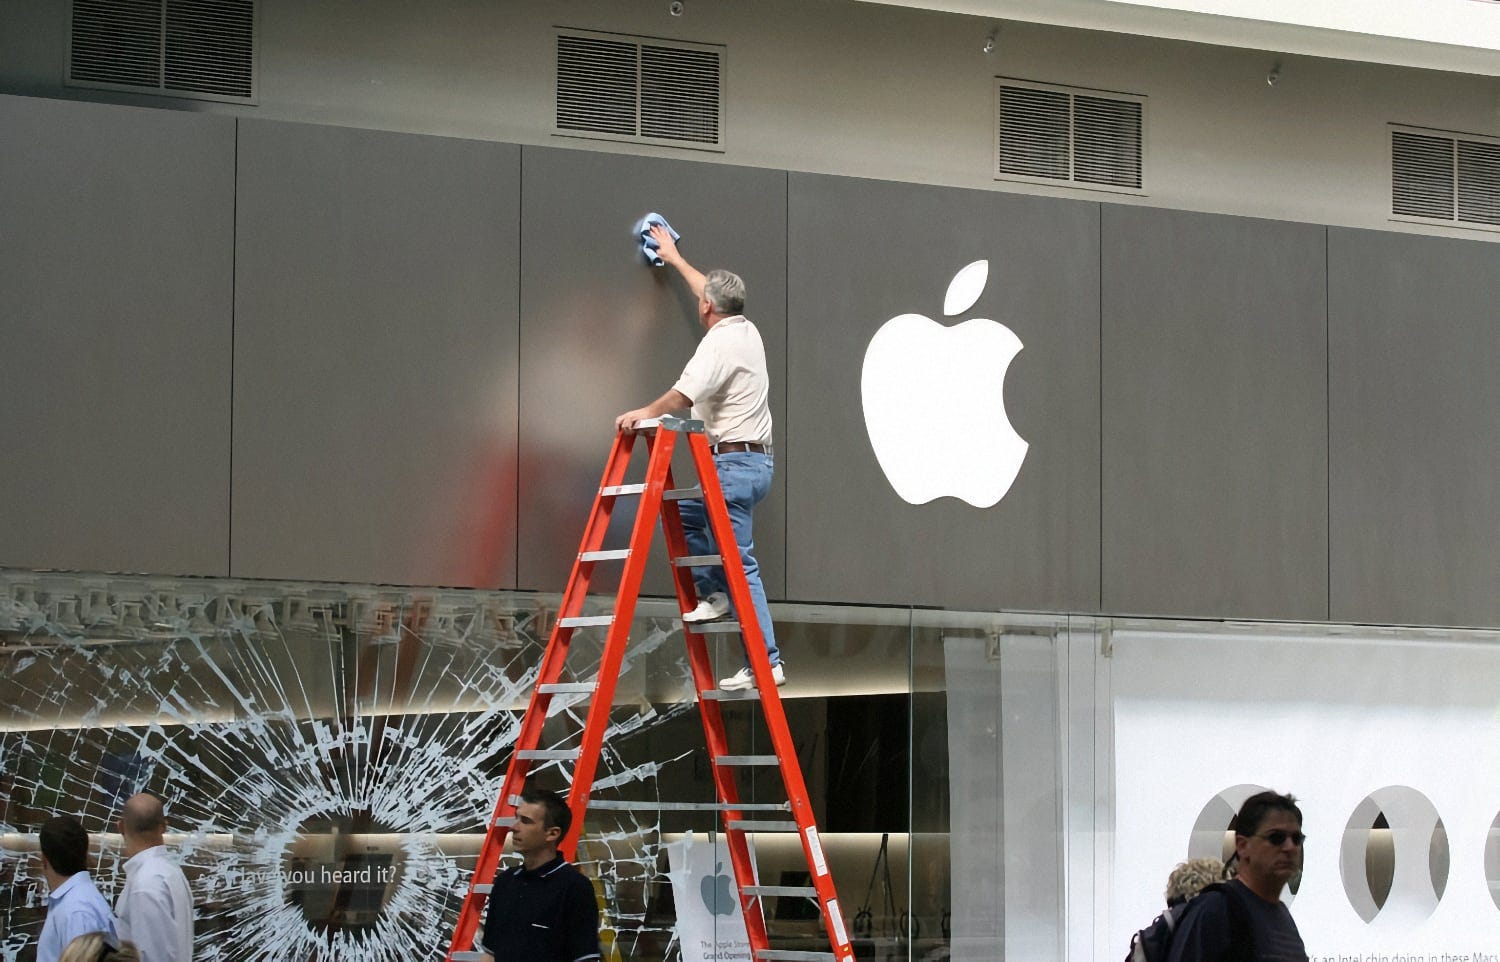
[1167,791,1309,962]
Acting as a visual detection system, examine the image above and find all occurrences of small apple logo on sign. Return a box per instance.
[861,260,1029,508]
[700,861,735,916]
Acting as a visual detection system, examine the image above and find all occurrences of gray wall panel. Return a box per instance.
[1330,228,1500,627]
[232,120,520,586]
[517,148,788,597]
[1101,206,1327,620]
[786,174,1100,611]
[0,95,234,575]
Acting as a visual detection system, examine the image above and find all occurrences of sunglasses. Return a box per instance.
[1254,830,1307,847]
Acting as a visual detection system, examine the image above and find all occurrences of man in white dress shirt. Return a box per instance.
[115,793,193,962]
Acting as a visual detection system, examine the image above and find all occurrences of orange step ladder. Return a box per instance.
[446,415,853,962]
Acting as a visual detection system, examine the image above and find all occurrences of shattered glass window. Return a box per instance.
[0,571,981,962]
[0,573,706,961]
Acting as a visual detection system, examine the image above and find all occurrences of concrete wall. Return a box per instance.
[1,0,1498,240]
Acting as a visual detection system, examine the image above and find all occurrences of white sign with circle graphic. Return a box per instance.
[1112,628,1500,962]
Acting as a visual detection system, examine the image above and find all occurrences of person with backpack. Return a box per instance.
[1166,791,1309,962]
[1166,858,1229,907]
[1126,857,1228,962]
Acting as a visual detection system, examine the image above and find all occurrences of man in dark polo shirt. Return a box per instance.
[479,789,602,962]
[1167,791,1309,962]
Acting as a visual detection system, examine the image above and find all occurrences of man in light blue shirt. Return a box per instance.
[37,815,117,962]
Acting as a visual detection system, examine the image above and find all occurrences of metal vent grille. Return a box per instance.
[996,86,1069,180]
[556,34,637,136]
[68,0,255,102]
[1075,95,1142,188]
[70,0,162,88]
[996,80,1145,192]
[1457,139,1500,226]
[1392,127,1500,227]
[640,44,720,144]
[556,31,723,149]
[1392,131,1456,219]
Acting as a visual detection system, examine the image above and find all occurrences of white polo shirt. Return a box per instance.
[115,845,194,962]
[671,314,773,446]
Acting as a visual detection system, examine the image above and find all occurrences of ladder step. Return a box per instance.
[687,621,741,634]
[744,885,817,897]
[538,682,597,694]
[715,755,780,766]
[579,549,631,562]
[558,615,613,627]
[452,953,488,962]
[599,482,700,499]
[589,800,789,812]
[673,554,723,567]
[472,883,493,895]
[699,688,761,702]
[755,952,836,961]
[729,820,800,832]
[517,749,581,760]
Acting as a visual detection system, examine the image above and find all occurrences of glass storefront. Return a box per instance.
[5,569,1499,961]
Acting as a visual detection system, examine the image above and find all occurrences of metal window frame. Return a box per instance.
[553,27,726,154]
[993,77,1148,196]
[1389,122,1500,235]
[64,0,259,105]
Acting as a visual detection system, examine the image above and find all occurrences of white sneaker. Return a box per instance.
[718,663,786,691]
[682,592,731,623]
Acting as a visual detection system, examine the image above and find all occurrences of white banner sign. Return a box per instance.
[666,832,753,962]
[1112,629,1500,962]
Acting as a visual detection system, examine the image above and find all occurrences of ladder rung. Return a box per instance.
[673,554,722,567]
[558,615,613,627]
[580,549,630,561]
[729,820,800,832]
[664,486,702,501]
[635,415,705,433]
[744,885,817,897]
[538,682,596,694]
[600,483,647,496]
[452,954,489,962]
[517,749,581,760]
[471,883,493,895]
[700,688,761,701]
[714,755,779,766]
[755,952,836,961]
[687,621,741,634]
[588,800,789,812]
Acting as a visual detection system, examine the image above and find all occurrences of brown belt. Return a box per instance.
[713,441,771,455]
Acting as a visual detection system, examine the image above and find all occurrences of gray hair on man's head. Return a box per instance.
[702,269,745,316]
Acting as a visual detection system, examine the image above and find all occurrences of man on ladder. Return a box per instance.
[614,224,785,692]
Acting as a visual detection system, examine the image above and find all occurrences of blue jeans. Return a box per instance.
[677,451,780,668]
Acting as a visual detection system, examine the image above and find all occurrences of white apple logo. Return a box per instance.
[860,260,1028,508]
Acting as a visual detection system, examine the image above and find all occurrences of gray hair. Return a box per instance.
[702,269,745,315]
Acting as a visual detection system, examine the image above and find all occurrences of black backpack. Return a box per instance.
[1125,882,1251,962]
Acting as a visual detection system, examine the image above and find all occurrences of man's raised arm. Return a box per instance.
[649,224,705,299]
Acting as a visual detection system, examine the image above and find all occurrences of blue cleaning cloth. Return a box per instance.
[634,212,681,266]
